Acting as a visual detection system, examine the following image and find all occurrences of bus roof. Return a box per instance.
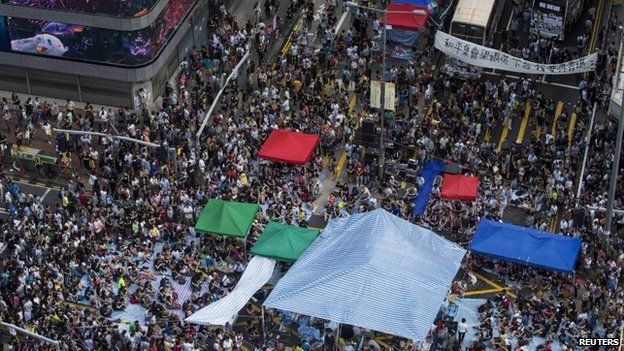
[451,0,496,28]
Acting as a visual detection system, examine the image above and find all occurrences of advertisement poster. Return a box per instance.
[0,17,9,52]
[5,0,159,18]
[531,1,565,40]
[6,0,195,65]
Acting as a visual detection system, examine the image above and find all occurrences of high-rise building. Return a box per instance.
[0,0,210,107]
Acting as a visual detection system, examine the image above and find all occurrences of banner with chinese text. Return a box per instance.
[435,31,597,75]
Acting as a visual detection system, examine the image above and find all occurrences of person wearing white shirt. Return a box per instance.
[222,336,233,351]
[457,318,468,344]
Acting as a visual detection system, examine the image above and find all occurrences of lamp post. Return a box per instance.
[53,128,178,173]
[345,1,426,179]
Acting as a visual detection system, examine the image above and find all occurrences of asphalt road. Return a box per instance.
[0,176,60,218]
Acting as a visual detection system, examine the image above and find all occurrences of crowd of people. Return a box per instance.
[0,0,623,350]
[0,0,374,349]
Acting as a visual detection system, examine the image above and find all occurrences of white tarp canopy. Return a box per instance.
[264,209,466,341]
[185,256,276,326]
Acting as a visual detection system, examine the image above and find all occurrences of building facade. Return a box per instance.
[0,0,211,107]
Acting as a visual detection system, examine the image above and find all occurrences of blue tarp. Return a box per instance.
[387,28,420,47]
[392,0,437,11]
[412,161,445,216]
[470,219,582,273]
[264,209,466,341]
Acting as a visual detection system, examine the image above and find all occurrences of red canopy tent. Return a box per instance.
[441,174,479,201]
[381,3,429,30]
[258,130,320,165]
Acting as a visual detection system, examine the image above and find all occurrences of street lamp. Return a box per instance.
[345,1,426,180]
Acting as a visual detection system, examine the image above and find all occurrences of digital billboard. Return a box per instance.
[4,0,160,18]
[5,0,195,66]
[0,17,9,52]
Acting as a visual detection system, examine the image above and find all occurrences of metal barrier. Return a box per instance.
[1,153,69,187]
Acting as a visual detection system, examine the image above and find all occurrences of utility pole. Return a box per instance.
[379,9,387,180]
[344,2,425,180]
[576,102,597,201]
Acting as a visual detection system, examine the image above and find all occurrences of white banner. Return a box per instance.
[370,80,396,111]
[370,80,381,109]
[384,82,396,111]
[435,31,597,75]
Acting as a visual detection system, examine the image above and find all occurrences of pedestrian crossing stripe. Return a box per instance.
[549,215,557,233]
[516,101,531,143]
[334,93,358,179]
[335,150,347,179]
[551,101,564,137]
[497,124,509,152]
[567,112,577,148]
[324,79,334,95]
[348,94,357,114]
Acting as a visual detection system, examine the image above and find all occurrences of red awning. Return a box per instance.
[440,174,479,201]
[258,130,320,165]
[382,3,429,31]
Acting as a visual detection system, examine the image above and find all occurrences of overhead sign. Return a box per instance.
[370,80,396,111]
[435,31,597,75]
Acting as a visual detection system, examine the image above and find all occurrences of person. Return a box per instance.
[34,154,43,175]
[355,162,364,187]
[457,318,468,345]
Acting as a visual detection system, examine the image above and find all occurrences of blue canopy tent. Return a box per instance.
[470,219,582,273]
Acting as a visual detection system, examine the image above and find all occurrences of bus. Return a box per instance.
[445,0,503,78]
[449,0,504,46]
[531,0,584,41]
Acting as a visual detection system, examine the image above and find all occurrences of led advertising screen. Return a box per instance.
[6,0,195,66]
[4,0,160,18]
[0,17,9,52]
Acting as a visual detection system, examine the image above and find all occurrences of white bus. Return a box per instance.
[449,0,504,46]
[445,0,503,78]
[531,0,584,41]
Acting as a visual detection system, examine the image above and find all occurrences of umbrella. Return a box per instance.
[444,163,461,174]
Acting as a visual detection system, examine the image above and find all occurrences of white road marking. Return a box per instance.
[314,3,326,21]
[334,8,349,37]
[482,71,579,90]
[39,188,52,204]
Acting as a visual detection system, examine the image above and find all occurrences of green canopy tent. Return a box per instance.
[195,199,260,238]
[251,221,320,262]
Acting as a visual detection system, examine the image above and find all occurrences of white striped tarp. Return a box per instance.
[185,256,276,326]
[264,209,466,341]
[172,277,194,319]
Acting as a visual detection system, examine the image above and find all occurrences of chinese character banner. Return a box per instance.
[434,31,597,75]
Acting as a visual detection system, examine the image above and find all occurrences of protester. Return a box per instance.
[0,1,623,350]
